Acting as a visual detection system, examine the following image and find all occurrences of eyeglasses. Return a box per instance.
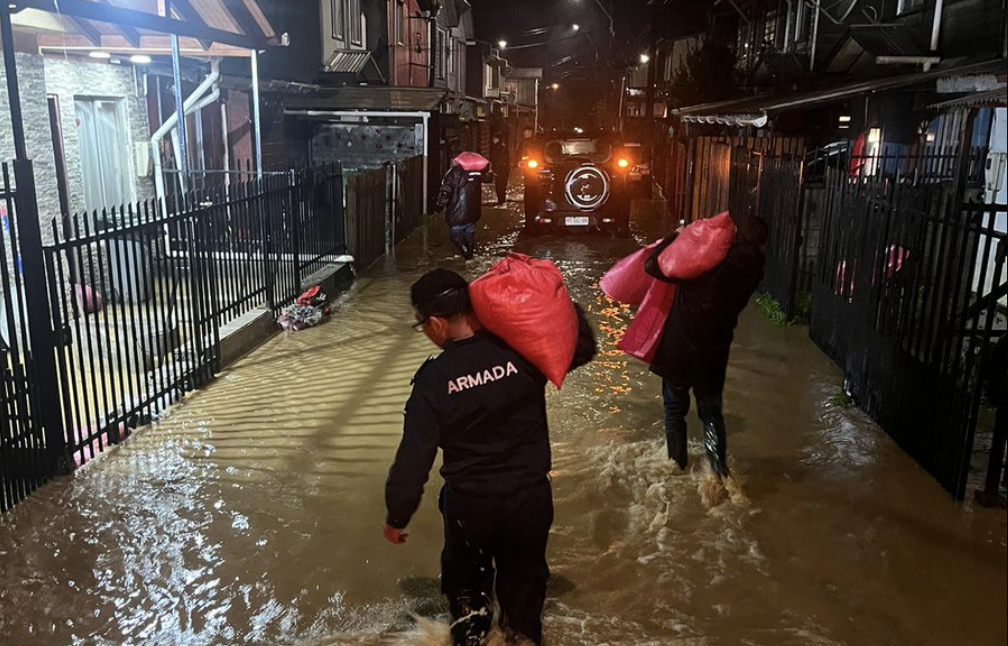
[411,318,429,332]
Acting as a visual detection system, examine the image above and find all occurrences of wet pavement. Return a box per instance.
[1,183,1006,646]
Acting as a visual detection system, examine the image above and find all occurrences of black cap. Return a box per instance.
[411,269,471,318]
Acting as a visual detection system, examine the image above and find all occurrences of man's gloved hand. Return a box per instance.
[383,523,409,545]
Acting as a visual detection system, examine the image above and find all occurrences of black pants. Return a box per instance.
[440,480,553,646]
[449,224,476,259]
[662,379,729,477]
[495,169,510,204]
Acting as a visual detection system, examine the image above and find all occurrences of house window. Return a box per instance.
[794,0,811,42]
[436,28,447,79]
[74,97,133,211]
[763,10,778,48]
[331,0,344,40]
[349,0,363,46]
[898,0,925,14]
[395,1,404,45]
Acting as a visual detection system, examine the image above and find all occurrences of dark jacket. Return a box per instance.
[385,306,596,529]
[436,165,483,227]
[490,140,511,172]
[644,236,765,389]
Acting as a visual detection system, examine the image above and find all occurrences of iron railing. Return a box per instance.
[43,165,347,470]
[809,157,1006,500]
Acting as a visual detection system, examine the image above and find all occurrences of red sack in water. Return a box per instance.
[600,240,663,306]
[616,280,676,363]
[454,152,490,172]
[657,212,736,280]
[470,253,578,388]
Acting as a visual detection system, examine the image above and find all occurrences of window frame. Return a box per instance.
[331,0,345,41]
[349,0,363,47]
[395,0,405,45]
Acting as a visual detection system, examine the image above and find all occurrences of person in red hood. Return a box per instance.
[436,152,489,260]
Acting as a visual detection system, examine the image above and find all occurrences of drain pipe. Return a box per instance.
[927,0,946,71]
[151,60,221,204]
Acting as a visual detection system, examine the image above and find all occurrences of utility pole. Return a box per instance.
[645,0,660,165]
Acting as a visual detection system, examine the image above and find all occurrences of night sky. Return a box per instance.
[469,0,653,77]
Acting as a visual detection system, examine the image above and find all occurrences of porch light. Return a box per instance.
[498,39,507,49]
[130,54,152,65]
[89,51,111,60]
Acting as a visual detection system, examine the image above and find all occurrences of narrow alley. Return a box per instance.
[1,184,1004,646]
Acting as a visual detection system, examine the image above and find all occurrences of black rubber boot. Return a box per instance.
[449,593,492,646]
[703,421,729,479]
[665,420,688,470]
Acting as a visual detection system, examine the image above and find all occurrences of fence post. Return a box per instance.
[12,160,68,472]
[290,169,303,292]
[262,175,276,312]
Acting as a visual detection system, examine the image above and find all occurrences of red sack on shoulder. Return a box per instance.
[600,240,663,306]
[454,152,490,172]
[658,212,736,280]
[470,253,578,388]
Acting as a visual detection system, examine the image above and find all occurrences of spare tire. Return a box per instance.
[564,164,610,211]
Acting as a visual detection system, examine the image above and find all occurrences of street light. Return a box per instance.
[498,39,508,49]
[639,53,650,64]
[572,23,580,31]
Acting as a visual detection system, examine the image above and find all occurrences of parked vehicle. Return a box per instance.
[520,129,632,236]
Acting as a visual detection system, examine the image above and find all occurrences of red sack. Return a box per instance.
[657,212,736,281]
[470,253,578,388]
[600,240,663,307]
[616,280,676,363]
[454,152,490,172]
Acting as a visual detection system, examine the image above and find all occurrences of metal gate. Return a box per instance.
[758,156,805,317]
[810,160,1007,499]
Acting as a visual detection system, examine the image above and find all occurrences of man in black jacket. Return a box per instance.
[489,134,511,205]
[644,216,768,480]
[384,269,596,646]
[436,157,486,260]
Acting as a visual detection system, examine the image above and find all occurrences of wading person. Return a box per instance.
[644,216,768,482]
[489,134,511,205]
[436,153,488,260]
[384,269,596,646]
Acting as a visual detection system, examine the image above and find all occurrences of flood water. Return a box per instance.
[1,184,1005,646]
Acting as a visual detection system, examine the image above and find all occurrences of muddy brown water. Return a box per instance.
[1,185,1005,646]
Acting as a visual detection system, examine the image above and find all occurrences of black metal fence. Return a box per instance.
[758,156,805,317]
[2,162,48,512]
[810,157,1006,500]
[2,154,429,511]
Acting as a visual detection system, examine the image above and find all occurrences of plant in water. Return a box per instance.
[756,293,790,326]
[829,390,855,408]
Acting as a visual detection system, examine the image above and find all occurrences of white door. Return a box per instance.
[75,98,132,212]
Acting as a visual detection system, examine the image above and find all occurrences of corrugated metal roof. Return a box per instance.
[848,25,926,58]
[676,59,1006,126]
[322,50,372,74]
[930,87,1008,110]
[285,87,449,112]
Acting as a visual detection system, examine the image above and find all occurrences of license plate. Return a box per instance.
[565,216,590,226]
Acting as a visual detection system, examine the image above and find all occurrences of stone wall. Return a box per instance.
[0,52,62,246]
[43,57,155,216]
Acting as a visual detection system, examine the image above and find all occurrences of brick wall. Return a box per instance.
[43,57,155,215]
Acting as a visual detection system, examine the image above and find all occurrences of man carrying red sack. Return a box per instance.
[436,153,489,260]
[384,269,596,646]
[644,216,769,481]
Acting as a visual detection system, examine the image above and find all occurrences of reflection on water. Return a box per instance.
[1,186,1005,646]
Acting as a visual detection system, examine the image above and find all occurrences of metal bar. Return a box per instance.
[11,0,273,50]
[251,49,264,179]
[1,9,27,160]
[171,33,190,191]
